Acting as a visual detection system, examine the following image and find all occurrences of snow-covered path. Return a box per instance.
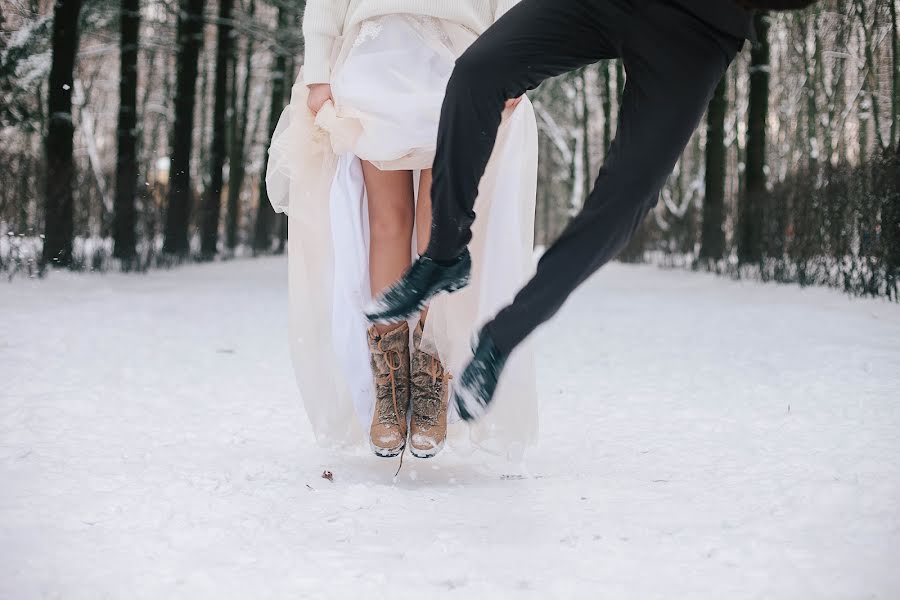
[2,258,899,599]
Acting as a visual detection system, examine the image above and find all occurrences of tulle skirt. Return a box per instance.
[266,14,539,458]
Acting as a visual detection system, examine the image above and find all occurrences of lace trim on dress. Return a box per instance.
[353,20,384,48]
[352,15,459,50]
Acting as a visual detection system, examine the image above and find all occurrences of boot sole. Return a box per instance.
[445,276,470,293]
[452,384,489,422]
[410,439,445,459]
[366,273,471,325]
[370,440,406,458]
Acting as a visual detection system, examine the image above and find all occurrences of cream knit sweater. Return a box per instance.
[302,0,518,84]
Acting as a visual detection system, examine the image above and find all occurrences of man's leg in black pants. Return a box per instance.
[487,2,743,355]
[427,0,630,260]
[452,2,743,421]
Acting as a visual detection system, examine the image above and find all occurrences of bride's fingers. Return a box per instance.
[307,85,333,115]
[309,97,330,115]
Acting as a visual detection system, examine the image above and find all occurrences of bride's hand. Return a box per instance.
[505,96,524,110]
[307,83,333,115]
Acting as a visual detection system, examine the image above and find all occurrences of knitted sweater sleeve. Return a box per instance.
[302,0,351,84]
[493,0,519,20]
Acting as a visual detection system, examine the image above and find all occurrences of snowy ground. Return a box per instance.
[2,257,899,599]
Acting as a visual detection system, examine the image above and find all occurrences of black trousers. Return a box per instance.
[427,0,743,354]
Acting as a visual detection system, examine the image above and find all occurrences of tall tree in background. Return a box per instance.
[163,0,205,257]
[200,0,234,258]
[700,78,727,261]
[601,61,612,155]
[739,12,770,265]
[615,60,624,100]
[226,0,254,251]
[42,0,84,268]
[890,0,898,149]
[800,10,820,173]
[579,67,592,199]
[854,0,885,151]
[825,0,848,163]
[113,0,140,267]
[253,2,287,253]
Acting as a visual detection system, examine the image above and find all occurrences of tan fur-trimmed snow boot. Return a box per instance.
[367,322,411,457]
[409,321,451,458]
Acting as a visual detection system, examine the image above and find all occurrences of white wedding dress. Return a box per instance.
[266,14,539,458]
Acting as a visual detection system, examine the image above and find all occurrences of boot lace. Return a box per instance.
[416,356,451,427]
[374,338,404,427]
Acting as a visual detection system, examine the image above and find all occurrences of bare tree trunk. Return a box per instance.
[701,78,727,261]
[140,46,167,269]
[615,60,624,98]
[568,75,580,211]
[197,50,211,208]
[822,0,844,165]
[114,0,140,267]
[601,61,612,157]
[226,0,254,251]
[856,0,886,150]
[813,11,829,165]
[137,44,157,185]
[891,0,898,149]
[727,64,741,232]
[859,112,869,164]
[200,0,234,259]
[739,12,770,265]
[163,0,205,257]
[42,0,84,268]
[579,67,592,199]
[801,11,819,173]
[833,0,850,162]
[225,43,241,252]
[17,154,32,235]
[253,3,287,253]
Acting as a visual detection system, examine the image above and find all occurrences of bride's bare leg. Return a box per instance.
[416,169,434,323]
[363,161,415,335]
